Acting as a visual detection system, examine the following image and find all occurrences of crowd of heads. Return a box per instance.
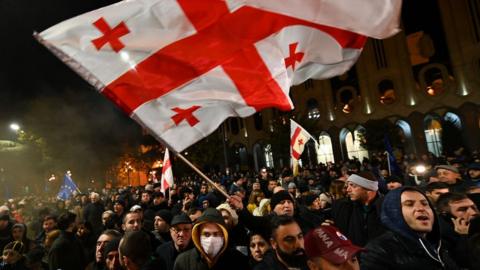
[0,149,479,269]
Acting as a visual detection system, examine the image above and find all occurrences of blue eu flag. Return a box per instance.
[57,173,79,201]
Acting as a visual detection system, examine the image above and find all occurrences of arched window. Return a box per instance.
[307,98,320,119]
[264,144,274,168]
[444,112,462,129]
[345,127,369,161]
[424,115,443,157]
[317,132,334,164]
[395,120,415,154]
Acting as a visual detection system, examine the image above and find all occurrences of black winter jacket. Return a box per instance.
[360,187,459,270]
[332,195,385,247]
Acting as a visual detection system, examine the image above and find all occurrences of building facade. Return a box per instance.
[223,0,480,171]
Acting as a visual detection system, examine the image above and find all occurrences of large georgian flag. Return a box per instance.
[37,0,402,152]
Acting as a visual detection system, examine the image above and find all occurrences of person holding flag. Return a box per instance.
[57,171,81,201]
[291,119,317,176]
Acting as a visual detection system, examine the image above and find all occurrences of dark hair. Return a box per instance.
[356,171,377,182]
[425,182,449,193]
[57,212,76,230]
[119,231,151,267]
[43,215,57,223]
[101,229,122,238]
[270,215,297,239]
[436,192,469,214]
[187,207,202,216]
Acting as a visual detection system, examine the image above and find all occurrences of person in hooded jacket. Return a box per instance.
[173,208,249,270]
[360,187,459,270]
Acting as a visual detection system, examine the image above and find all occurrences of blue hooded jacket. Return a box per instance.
[380,187,444,265]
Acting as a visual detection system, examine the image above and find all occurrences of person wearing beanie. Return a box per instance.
[435,164,467,193]
[360,187,459,270]
[216,203,248,255]
[173,208,248,270]
[152,210,173,244]
[331,171,385,247]
[156,213,193,270]
[1,241,28,270]
[386,175,404,191]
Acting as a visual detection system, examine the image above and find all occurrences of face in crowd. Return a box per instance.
[346,182,369,202]
[436,168,460,185]
[273,200,294,217]
[449,198,479,222]
[249,234,270,262]
[401,190,434,236]
[271,221,307,268]
[122,212,142,232]
[43,218,57,233]
[170,223,193,251]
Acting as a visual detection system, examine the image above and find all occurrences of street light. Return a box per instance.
[9,123,20,132]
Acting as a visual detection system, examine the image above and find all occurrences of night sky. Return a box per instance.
[0,0,142,191]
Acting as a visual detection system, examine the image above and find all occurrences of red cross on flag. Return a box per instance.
[36,0,402,152]
[290,119,316,161]
[161,148,174,193]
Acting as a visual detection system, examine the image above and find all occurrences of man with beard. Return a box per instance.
[254,215,308,270]
[48,212,86,270]
[360,187,459,269]
[436,192,479,268]
[156,213,193,270]
[331,172,385,246]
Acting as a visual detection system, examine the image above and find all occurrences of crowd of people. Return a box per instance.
[1,150,480,270]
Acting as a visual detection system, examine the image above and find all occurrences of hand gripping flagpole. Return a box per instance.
[173,151,230,199]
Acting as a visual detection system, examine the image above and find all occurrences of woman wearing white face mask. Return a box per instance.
[173,208,249,270]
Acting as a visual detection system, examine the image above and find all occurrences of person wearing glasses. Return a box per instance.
[156,213,193,270]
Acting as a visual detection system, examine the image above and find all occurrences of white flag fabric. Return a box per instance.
[290,119,316,161]
[161,148,173,193]
[37,0,402,152]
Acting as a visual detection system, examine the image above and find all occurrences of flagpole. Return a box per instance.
[385,151,391,176]
[174,151,230,199]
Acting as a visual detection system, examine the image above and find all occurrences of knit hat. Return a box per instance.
[304,226,364,264]
[103,237,121,259]
[435,164,459,174]
[3,241,25,254]
[171,213,192,226]
[270,190,294,210]
[155,209,173,225]
[216,203,238,226]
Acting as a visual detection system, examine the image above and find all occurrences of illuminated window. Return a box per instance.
[307,98,320,119]
[344,127,369,161]
[317,133,334,164]
[424,116,442,157]
[264,144,274,168]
